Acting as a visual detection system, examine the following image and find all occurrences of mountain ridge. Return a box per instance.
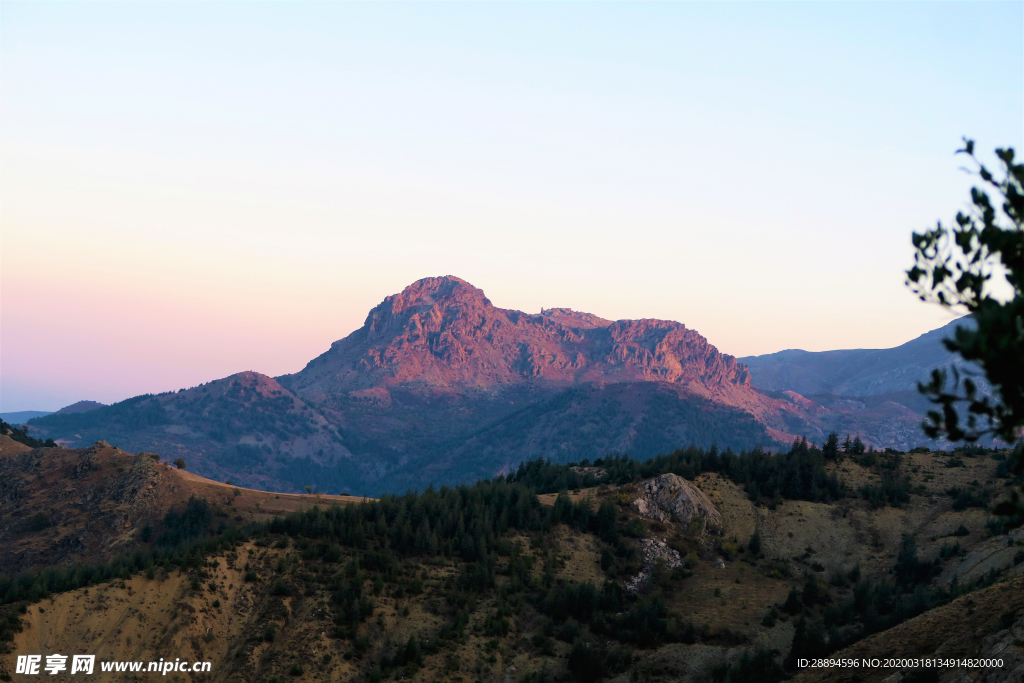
[25,276,955,494]
[284,275,751,394]
[740,317,976,397]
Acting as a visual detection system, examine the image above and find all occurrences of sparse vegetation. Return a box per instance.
[510,438,846,506]
[2,404,1017,682]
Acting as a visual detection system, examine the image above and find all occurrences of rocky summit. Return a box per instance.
[286,275,751,393]
[27,276,951,494]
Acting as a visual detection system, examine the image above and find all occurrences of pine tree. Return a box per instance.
[822,432,840,460]
[841,435,853,453]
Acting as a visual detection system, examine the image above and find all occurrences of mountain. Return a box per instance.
[287,276,752,392]
[0,401,105,426]
[55,399,107,414]
[0,411,51,424]
[740,318,977,396]
[25,276,953,494]
[275,276,795,489]
[27,371,355,492]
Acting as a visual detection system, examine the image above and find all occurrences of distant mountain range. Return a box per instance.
[2,401,107,426]
[740,318,977,396]
[0,411,52,424]
[24,276,972,495]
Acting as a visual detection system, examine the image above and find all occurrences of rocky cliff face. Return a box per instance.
[286,276,751,395]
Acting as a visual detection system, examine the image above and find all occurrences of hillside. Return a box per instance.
[0,439,363,574]
[2,440,1021,683]
[27,277,956,494]
[27,372,357,493]
[792,574,1024,683]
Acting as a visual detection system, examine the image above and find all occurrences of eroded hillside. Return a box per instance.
[3,441,1022,683]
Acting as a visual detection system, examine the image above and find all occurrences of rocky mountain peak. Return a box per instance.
[360,276,492,342]
[289,276,752,394]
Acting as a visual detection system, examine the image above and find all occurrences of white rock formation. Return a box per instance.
[630,473,723,535]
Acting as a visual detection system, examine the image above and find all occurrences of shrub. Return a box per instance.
[782,588,802,615]
[894,535,934,589]
[947,487,990,511]
[939,542,962,560]
[567,639,632,683]
[17,513,50,533]
[709,647,785,683]
[270,581,292,596]
[158,497,212,546]
[748,530,762,555]
[624,518,648,538]
[860,473,911,508]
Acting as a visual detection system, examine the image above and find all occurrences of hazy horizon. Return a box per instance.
[2,296,965,413]
[2,2,1021,411]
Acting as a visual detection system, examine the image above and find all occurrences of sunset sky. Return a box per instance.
[2,2,1022,412]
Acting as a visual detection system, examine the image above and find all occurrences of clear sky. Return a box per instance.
[2,2,1022,412]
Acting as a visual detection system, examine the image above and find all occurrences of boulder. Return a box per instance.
[630,473,723,535]
[569,466,607,481]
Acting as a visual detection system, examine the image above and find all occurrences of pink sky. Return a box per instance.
[2,2,1019,411]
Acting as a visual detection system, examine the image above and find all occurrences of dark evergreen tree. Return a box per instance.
[822,432,840,460]
[907,139,1023,445]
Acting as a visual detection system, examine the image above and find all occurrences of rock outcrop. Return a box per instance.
[625,538,685,595]
[630,473,723,535]
[949,613,1024,683]
[569,466,607,480]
